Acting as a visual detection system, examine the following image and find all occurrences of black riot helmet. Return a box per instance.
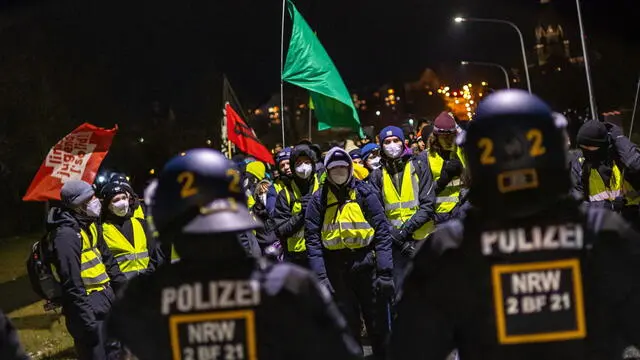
[149,148,263,236]
[458,89,570,218]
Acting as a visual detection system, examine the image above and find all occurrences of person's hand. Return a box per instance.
[390,227,407,246]
[605,122,623,139]
[400,241,416,258]
[373,276,395,300]
[443,158,463,178]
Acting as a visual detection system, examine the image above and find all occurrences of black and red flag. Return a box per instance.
[225,103,274,165]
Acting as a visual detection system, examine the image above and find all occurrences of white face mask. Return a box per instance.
[383,142,404,159]
[86,198,102,218]
[329,168,350,185]
[368,156,381,169]
[109,199,129,217]
[295,163,313,180]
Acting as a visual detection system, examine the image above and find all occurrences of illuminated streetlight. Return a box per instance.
[149,169,155,175]
[376,111,381,116]
[454,17,465,23]
[206,139,212,145]
[139,137,145,143]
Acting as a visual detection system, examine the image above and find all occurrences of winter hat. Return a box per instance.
[577,120,608,147]
[245,161,266,180]
[361,143,380,161]
[100,181,132,204]
[60,180,95,209]
[275,147,292,165]
[379,126,405,143]
[349,148,362,160]
[433,112,457,134]
[324,147,352,170]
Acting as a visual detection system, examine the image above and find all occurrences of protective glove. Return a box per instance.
[400,241,416,258]
[612,196,627,212]
[390,227,407,246]
[373,276,395,300]
[264,242,283,262]
[318,278,335,295]
[443,158,463,178]
[605,122,624,139]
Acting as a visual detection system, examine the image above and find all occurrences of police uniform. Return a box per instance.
[306,147,394,360]
[108,149,362,360]
[274,145,320,267]
[391,90,640,360]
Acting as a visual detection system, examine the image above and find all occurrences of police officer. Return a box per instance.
[390,90,640,359]
[427,112,467,224]
[0,310,29,360]
[48,180,126,359]
[369,126,436,289]
[274,144,320,267]
[305,147,394,360]
[570,120,640,223]
[99,181,162,278]
[108,149,363,360]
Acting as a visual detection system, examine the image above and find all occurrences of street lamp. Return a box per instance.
[453,16,531,94]
[460,61,511,89]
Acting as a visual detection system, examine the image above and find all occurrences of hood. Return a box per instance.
[46,206,83,232]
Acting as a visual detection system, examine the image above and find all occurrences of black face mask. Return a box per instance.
[582,147,608,164]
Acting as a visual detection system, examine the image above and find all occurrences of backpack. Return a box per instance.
[26,232,63,311]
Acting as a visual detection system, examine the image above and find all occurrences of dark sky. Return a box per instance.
[1,0,639,109]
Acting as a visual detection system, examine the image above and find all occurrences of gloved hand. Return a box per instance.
[299,193,313,212]
[373,276,395,300]
[264,242,283,262]
[390,227,407,246]
[318,278,335,294]
[612,196,627,212]
[400,241,416,258]
[605,122,624,139]
[443,158,463,178]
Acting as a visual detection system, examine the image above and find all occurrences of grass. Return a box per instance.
[0,234,75,359]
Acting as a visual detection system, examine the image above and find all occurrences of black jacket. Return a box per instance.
[391,199,640,360]
[0,311,29,360]
[108,259,363,360]
[369,152,436,237]
[47,207,126,333]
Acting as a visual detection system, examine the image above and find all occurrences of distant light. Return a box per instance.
[455,99,460,104]
[139,137,145,143]
[453,92,458,96]
[444,86,450,92]
[460,61,469,65]
[481,81,488,86]
[479,93,483,97]
[445,92,450,97]
[463,85,469,91]
[387,88,395,94]
[470,100,474,104]
[408,118,414,126]
[376,111,381,116]
[396,96,401,101]
[454,17,465,23]
[180,152,187,156]
[149,169,155,175]
[428,91,433,95]
[97,175,106,183]
[437,89,442,94]
[206,139,212,145]
[126,176,130,181]
[468,83,472,88]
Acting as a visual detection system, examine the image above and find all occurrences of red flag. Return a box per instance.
[225,103,275,165]
[23,123,118,202]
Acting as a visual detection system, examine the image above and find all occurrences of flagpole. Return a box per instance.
[308,107,312,141]
[280,0,287,147]
[629,75,640,138]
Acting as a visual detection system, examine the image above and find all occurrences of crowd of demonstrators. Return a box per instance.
[13,89,640,360]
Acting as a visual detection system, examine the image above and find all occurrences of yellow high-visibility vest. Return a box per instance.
[102,219,150,279]
[170,245,180,264]
[320,187,374,250]
[132,204,145,220]
[382,161,434,240]
[283,175,319,252]
[579,158,640,205]
[428,147,466,214]
[52,223,111,294]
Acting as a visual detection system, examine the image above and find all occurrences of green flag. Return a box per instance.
[282,0,363,137]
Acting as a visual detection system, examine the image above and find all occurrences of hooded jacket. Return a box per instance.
[369,150,436,238]
[274,145,318,244]
[304,148,393,278]
[47,207,126,335]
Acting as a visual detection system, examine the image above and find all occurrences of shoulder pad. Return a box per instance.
[430,219,464,255]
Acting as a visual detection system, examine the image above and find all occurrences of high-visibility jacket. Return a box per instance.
[579,158,640,205]
[382,161,434,240]
[52,223,110,294]
[283,175,319,252]
[428,147,466,214]
[102,219,150,279]
[170,245,180,264]
[132,204,145,220]
[273,179,287,195]
[320,187,375,250]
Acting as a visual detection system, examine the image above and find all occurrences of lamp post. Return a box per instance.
[461,61,511,89]
[454,17,531,94]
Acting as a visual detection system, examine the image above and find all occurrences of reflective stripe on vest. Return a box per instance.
[321,188,374,250]
[102,219,150,279]
[133,204,145,220]
[283,175,319,252]
[171,245,181,264]
[79,223,110,293]
[428,147,466,213]
[584,159,640,205]
[382,161,434,240]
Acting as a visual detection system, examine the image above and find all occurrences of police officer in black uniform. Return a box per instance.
[107,148,362,360]
[390,90,640,360]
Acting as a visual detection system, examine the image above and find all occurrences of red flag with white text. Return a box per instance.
[225,103,274,165]
[23,123,118,201]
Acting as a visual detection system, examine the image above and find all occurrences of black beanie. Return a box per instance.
[577,120,608,147]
